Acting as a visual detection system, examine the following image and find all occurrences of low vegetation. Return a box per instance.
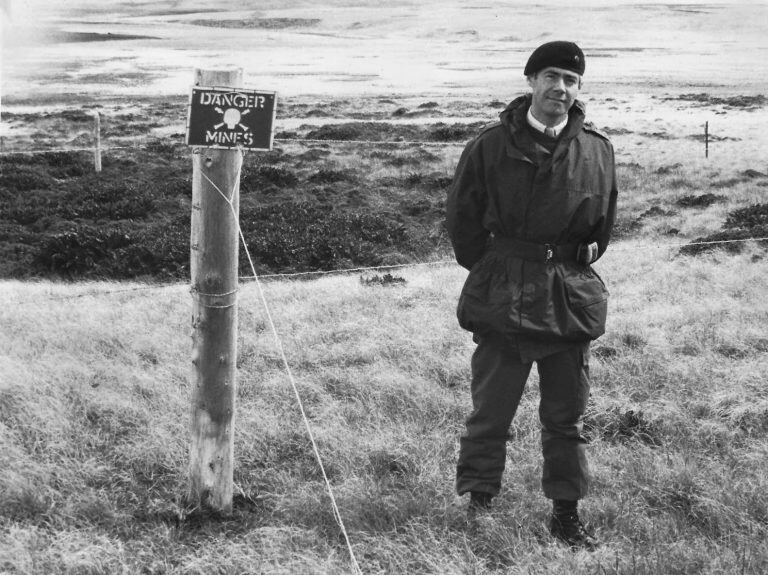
[2,110,767,281]
[2,238,767,573]
[2,97,768,574]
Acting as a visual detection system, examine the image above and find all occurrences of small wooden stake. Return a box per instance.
[92,111,102,172]
[188,67,243,514]
[705,121,709,158]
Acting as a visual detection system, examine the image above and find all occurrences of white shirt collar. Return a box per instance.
[526,107,568,137]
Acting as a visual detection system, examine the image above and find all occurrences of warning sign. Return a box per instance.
[186,86,277,150]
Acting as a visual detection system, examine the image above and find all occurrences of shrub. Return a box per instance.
[0,165,51,192]
[2,194,59,225]
[241,165,299,190]
[62,181,156,220]
[32,219,190,280]
[57,109,95,123]
[675,193,726,208]
[305,122,421,142]
[681,203,768,256]
[145,140,180,157]
[308,168,352,184]
[155,175,191,197]
[34,226,135,278]
[679,227,768,256]
[724,203,768,230]
[240,202,408,272]
[428,122,484,142]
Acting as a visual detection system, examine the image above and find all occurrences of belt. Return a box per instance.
[490,236,579,263]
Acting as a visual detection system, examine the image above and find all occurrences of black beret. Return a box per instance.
[524,41,585,76]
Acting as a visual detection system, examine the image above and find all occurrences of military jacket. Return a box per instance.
[447,94,618,343]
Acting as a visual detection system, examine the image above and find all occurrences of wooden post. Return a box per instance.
[92,111,102,172]
[188,68,243,514]
[705,121,709,158]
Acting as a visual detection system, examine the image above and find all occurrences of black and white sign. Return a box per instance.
[186,86,277,150]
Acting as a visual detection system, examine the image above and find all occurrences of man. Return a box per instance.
[446,40,617,550]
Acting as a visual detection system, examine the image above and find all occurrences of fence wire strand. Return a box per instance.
[4,234,768,306]
[199,162,364,575]
[0,134,467,157]
[0,144,140,156]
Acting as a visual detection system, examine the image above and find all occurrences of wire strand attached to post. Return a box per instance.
[199,161,363,575]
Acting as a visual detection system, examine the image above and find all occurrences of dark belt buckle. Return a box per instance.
[545,244,554,262]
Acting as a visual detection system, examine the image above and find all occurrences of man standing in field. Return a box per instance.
[447,40,617,550]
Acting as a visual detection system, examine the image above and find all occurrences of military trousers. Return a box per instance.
[456,332,591,501]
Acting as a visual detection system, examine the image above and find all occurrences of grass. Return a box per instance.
[2,96,768,573]
[2,231,768,573]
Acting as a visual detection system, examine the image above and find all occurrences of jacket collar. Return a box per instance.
[499,94,586,164]
[500,94,586,140]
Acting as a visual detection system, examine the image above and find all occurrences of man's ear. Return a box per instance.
[526,74,535,89]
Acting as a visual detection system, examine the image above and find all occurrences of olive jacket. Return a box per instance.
[447,94,618,343]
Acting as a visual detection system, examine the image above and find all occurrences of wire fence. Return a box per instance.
[2,122,767,575]
[0,137,465,158]
[4,233,768,307]
[0,144,142,156]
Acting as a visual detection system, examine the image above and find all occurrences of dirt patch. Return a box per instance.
[714,344,749,360]
[303,121,484,142]
[360,273,407,287]
[665,93,768,109]
[654,163,682,175]
[602,126,633,136]
[610,216,642,240]
[77,72,163,87]
[680,203,768,256]
[583,408,661,447]
[19,30,161,45]
[190,18,321,29]
[675,193,726,208]
[308,168,356,184]
[724,203,768,230]
[640,131,674,140]
[240,166,300,192]
[639,206,677,219]
[680,228,768,256]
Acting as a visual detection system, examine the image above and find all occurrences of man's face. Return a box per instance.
[526,66,582,125]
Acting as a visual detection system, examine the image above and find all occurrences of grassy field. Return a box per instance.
[3,4,768,570]
[2,1,768,572]
[2,147,768,573]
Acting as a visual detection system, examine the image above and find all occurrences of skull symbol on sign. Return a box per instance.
[214,107,251,131]
[222,108,241,129]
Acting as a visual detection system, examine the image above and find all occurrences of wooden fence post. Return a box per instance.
[92,111,102,172]
[188,67,243,514]
[705,121,709,158]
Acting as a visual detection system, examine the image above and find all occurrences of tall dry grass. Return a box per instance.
[2,158,768,574]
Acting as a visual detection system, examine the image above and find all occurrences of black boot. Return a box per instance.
[549,499,599,551]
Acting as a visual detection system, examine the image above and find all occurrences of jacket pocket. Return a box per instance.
[560,265,609,340]
[457,253,518,334]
